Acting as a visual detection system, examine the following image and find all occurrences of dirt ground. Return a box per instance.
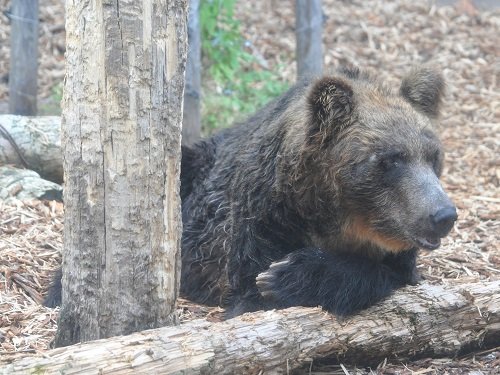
[0,0,499,373]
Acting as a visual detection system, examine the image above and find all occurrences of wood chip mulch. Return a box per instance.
[0,200,62,359]
[0,0,499,373]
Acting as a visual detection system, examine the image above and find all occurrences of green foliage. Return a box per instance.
[38,82,63,115]
[50,82,63,104]
[200,0,241,82]
[200,0,290,133]
[202,68,289,133]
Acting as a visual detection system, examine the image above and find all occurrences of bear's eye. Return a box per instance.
[380,151,405,171]
[430,150,443,175]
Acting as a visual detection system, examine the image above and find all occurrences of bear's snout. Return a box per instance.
[414,203,457,251]
[430,206,457,238]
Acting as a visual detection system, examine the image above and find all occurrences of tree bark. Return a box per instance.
[182,0,201,146]
[0,115,62,183]
[295,0,323,79]
[8,0,39,115]
[4,280,499,374]
[56,0,187,347]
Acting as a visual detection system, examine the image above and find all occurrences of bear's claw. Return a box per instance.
[256,258,291,300]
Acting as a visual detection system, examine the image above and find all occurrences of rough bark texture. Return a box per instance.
[8,0,39,115]
[0,166,62,202]
[295,0,323,79]
[4,280,499,374]
[0,115,62,183]
[182,0,201,146]
[56,0,187,347]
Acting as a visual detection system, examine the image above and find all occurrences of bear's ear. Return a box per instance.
[400,67,444,119]
[308,76,355,137]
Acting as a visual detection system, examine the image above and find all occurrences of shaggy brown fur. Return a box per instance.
[177,66,456,317]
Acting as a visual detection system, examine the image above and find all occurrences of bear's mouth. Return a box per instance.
[414,237,441,250]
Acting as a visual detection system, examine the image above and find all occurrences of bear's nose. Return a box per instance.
[430,206,457,237]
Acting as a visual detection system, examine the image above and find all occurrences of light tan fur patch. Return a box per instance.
[343,216,411,253]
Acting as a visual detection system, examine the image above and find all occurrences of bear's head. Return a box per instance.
[300,67,456,253]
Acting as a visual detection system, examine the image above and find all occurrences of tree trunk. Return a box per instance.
[4,280,500,374]
[0,115,62,183]
[295,0,323,79]
[182,0,201,146]
[8,0,39,115]
[56,0,188,347]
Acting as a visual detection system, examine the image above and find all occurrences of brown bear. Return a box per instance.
[179,66,456,317]
[46,67,457,318]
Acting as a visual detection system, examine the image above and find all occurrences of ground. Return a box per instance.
[0,0,499,373]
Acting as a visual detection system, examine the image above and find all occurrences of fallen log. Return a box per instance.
[0,115,62,183]
[2,280,499,374]
[0,166,62,202]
